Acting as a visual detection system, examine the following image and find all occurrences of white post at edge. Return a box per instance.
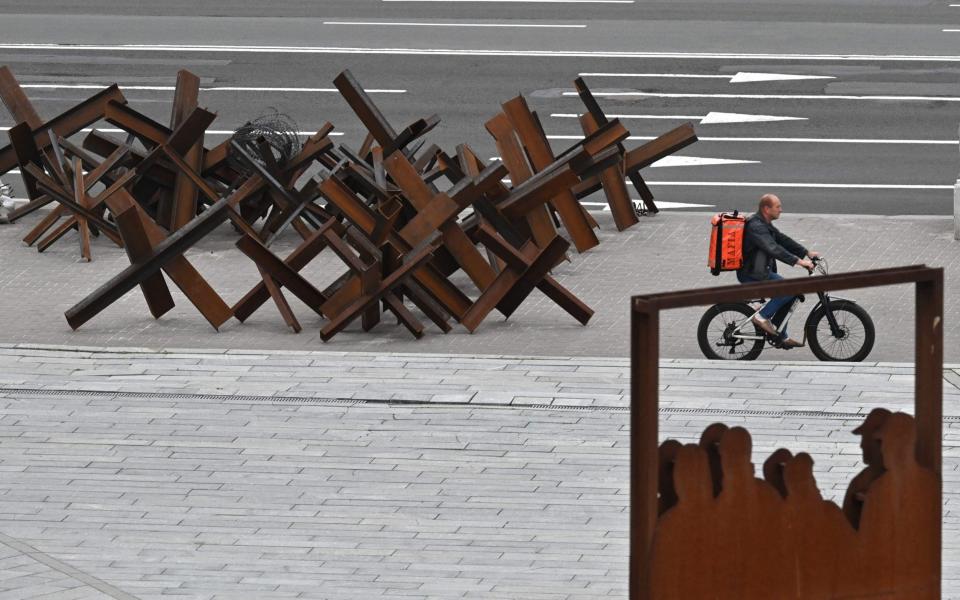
[955,179,960,241]
[955,125,960,240]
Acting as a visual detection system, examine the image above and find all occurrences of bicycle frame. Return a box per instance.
[726,258,854,347]
[727,296,806,346]
[727,291,853,347]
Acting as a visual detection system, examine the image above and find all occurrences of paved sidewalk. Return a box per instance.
[0,345,958,599]
[1,210,957,362]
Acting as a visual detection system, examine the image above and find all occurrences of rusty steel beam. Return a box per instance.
[170,70,204,231]
[384,150,496,290]
[27,163,119,236]
[573,76,609,127]
[460,235,567,333]
[8,121,43,201]
[105,100,172,148]
[103,188,233,330]
[82,130,177,188]
[333,69,398,149]
[64,198,233,330]
[638,265,933,311]
[475,222,592,324]
[113,203,177,318]
[579,112,638,231]
[320,241,437,341]
[498,165,581,220]
[624,123,698,173]
[232,221,336,322]
[0,84,126,174]
[502,95,598,252]
[235,234,328,315]
[485,112,557,249]
[0,66,43,128]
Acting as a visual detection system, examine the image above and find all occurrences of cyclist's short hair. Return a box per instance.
[758,194,779,212]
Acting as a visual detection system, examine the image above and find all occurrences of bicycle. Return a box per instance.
[696,258,876,361]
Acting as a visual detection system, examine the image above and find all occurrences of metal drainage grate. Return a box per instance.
[0,387,359,407]
[530,404,629,412]
[2,386,957,421]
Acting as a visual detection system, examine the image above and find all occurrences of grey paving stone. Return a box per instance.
[0,348,958,599]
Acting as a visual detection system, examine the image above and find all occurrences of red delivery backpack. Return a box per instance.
[708,211,745,276]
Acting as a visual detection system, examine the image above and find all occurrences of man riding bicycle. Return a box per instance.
[737,194,820,348]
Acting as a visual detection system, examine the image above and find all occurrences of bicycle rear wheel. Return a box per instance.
[697,303,765,361]
[805,300,875,362]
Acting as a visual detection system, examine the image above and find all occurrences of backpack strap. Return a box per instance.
[712,215,724,276]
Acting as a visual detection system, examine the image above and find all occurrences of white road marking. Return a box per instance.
[649,156,759,167]
[491,156,758,167]
[382,0,633,3]
[579,71,834,83]
[551,112,807,125]
[582,200,715,210]
[552,113,702,120]
[324,21,586,28]
[729,72,834,83]
[5,44,960,62]
[545,134,956,145]
[503,176,943,189]
[635,182,951,190]
[0,126,344,136]
[20,84,406,93]
[701,112,807,124]
[564,90,960,102]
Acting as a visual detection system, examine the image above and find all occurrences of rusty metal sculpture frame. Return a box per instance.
[630,265,943,599]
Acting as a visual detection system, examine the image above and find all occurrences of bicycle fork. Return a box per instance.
[815,291,844,338]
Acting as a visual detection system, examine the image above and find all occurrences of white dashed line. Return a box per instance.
[20,84,405,93]
[551,112,807,125]
[563,91,960,102]
[382,0,632,3]
[4,44,960,62]
[0,127,344,136]
[544,135,956,145]
[632,182,951,190]
[579,72,834,83]
[323,21,586,28]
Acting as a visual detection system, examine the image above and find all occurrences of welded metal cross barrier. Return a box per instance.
[630,265,943,599]
[1,64,693,339]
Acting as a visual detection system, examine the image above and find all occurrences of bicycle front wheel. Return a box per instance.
[805,300,875,362]
[697,303,765,361]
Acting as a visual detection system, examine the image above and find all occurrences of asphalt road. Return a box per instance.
[2,1,960,215]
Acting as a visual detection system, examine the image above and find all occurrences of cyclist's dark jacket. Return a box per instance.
[738,214,808,280]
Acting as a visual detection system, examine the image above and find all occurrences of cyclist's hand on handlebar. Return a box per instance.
[796,258,815,271]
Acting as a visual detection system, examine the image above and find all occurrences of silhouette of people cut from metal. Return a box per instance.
[843,407,891,528]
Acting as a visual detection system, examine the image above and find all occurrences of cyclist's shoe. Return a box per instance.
[782,338,803,348]
[751,315,779,336]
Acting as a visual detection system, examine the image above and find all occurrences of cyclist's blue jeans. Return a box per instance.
[737,271,792,337]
